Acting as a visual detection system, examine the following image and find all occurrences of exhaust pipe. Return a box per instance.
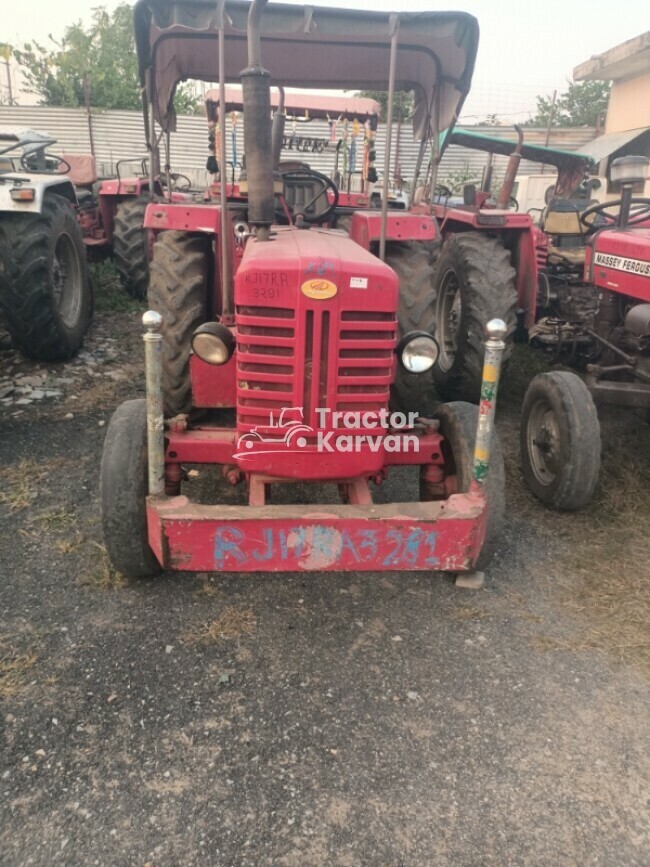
[496,124,523,210]
[241,0,274,241]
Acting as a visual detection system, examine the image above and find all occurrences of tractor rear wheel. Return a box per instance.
[432,234,517,403]
[386,241,437,417]
[100,398,161,578]
[432,401,505,570]
[113,196,151,300]
[147,231,211,416]
[521,371,600,510]
[0,194,91,361]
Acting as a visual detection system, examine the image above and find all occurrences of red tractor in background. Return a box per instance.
[520,154,650,509]
[204,87,408,221]
[415,127,599,403]
[100,0,508,581]
[1,130,194,301]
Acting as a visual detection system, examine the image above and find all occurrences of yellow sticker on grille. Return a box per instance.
[301,279,338,300]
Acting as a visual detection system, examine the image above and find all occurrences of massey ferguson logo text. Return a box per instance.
[235,407,421,456]
[594,251,650,277]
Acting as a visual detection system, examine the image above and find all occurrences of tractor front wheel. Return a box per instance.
[113,196,151,300]
[432,401,505,570]
[386,241,438,417]
[0,194,91,361]
[432,234,517,403]
[520,371,600,510]
[100,399,161,578]
[148,231,211,416]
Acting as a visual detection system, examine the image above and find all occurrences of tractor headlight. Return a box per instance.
[191,322,235,365]
[397,332,439,374]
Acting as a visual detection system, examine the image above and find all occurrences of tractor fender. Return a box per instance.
[435,210,540,330]
[348,211,438,251]
[143,202,224,236]
[0,174,78,215]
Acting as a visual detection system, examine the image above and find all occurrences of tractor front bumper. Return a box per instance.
[146,492,487,573]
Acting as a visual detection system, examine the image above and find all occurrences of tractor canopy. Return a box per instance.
[204,86,381,122]
[440,128,596,195]
[133,0,479,140]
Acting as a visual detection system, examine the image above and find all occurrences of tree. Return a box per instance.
[355,90,414,122]
[526,80,611,128]
[13,4,199,114]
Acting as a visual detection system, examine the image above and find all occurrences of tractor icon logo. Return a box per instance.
[235,407,314,455]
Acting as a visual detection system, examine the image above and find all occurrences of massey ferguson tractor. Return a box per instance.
[100,0,507,580]
[520,154,650,509]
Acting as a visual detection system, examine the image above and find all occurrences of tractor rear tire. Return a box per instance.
[432,233,517,403]
[386,241,437,417]
[147,231,211,416]
[433,401,505,571]
[100,399,161,578]
[0,194,91,361]
[113,196,151,300]
[520,371,600,510]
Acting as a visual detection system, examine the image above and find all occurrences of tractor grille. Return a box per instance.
[236,306,396,429]
[336,311,396,414]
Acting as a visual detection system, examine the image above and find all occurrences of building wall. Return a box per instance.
[605,70,650,134]
[0,104,596,191]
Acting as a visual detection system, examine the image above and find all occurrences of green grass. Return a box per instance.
[91,261,144,314]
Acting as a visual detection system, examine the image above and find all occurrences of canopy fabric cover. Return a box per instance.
[204,86,381,121]
[133,0,479,139]
[442,128,595,173]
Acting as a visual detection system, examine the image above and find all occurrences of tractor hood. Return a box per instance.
[133,0,479,140]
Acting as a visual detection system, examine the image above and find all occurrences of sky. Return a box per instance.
[2,0,648,121]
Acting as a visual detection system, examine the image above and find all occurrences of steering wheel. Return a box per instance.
[279,169,339,224]
[434,184,453,199]
[169,172,192,192]
[21,151,71,174]
[580,197,650,229]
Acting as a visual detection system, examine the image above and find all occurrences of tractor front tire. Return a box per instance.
[386,241,437,417]
[101,399,161,578]
[433,401,505,570]
[113,196,151,300]
[148,231,211,416]
[0,194,91,361]
[520,371,600,510]
[432,234,517,403]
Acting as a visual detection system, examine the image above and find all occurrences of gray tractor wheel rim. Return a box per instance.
[527,398,561,486]
[436,268,461,372]
[52,231,83,329]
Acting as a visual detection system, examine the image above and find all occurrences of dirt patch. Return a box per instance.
[0,277,648,866]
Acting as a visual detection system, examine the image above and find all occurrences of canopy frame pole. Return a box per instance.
[164,130,172,201]
[412,137,427,201]
[217,0,232,319]
[379,14,400,263]
[428,88,441,206]
[146,69,156,201]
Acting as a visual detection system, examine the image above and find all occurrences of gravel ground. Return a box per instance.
[1,304,649,867]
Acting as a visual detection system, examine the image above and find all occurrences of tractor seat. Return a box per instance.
[542,196,597,269]
[61,153,98,189]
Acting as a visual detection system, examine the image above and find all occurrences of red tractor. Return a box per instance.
[520,154,650,509]
[405,126,543,403]
[100,0,507,581]
[417,127,603,403]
